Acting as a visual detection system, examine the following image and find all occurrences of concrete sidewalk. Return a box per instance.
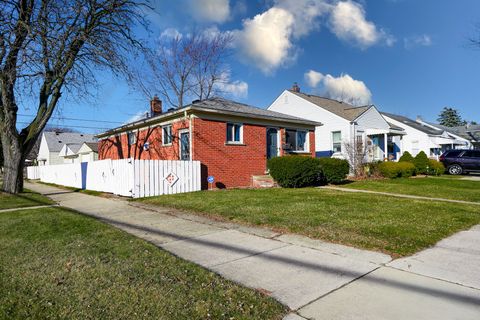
[25,182,480,319]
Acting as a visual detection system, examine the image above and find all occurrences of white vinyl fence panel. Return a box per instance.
[26,159,201,198]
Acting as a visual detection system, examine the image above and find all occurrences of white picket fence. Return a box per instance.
[27,159,202,198]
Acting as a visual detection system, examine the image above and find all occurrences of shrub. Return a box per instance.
[379,161,416,179]
[267,156,321,188]
[413,151,430,174]
[428,159,445,176]
[317,158,350,184]
[399,151,414,163]
[365,161,383,178]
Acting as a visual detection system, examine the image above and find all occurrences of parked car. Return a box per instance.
[439,150,480,175]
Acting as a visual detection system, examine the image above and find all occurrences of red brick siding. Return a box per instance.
[192,118,267,188]
[98,116,316,189]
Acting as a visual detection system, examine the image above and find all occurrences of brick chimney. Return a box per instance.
[150,95,162,117]
[291,82,300,93]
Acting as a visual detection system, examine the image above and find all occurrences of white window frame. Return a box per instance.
[162,125,173,146]
[286,129,309,153]
[226,122,243,144]
[127,132,136,146]
[332,131,342,153]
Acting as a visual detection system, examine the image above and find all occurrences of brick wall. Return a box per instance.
[99,116,316,189]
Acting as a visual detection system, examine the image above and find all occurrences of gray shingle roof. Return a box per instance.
[433,124,480,142]
[83,142,99,152]
[288,91,371,121]
[381,112,444,135]
[190,98,321,125]
[44,131,97,152]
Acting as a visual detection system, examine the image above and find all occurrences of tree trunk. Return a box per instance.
[1,135,24,194]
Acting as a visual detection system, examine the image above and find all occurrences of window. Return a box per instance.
[162,125,172,145]
[332,131,342,153]
[286,129,308,152]
[226,123,242,143]
[127,132,136,146]
[462,150,480,158]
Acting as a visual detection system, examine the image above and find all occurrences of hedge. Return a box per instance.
[267,156,349,188]
[267,156,321,188]
[413,151,430,174]
[399,151,414,162]
[378,161,416,179]
[317,158,350,184]
[428,159,445,176]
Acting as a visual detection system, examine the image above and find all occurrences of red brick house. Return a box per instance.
[97,97,320,188]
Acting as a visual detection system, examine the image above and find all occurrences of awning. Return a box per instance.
[429,136,468,146]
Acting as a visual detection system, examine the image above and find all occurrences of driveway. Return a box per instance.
[26,182,480,319]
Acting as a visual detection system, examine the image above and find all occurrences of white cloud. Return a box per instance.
[216,80,248,98]
[329,0,395,48]
[274,0,330,38]
[187,0,231,23]
[305,70,324,87]
[234,7,295,74]
[160,28,182,40]
[305,70,372,106]
[404,34,433,49]
[125,110,149,124]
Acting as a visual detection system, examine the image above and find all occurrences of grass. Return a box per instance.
[39,181,105,197]
[137,188,480,257]
[0,206,286,319]
[0,188,54,210]
[342,176,480,203]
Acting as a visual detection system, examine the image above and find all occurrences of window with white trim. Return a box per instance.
[286,129,309,152]
[226,123,242,143]
[332,131,342,153]
[127,132,136,146]
[162,125,172,145]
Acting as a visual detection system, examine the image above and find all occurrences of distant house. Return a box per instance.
[381,113,470,158]
[97,97,319,188]
[426,123,480,150]
[37,131,97,165]
[268,87,405,161]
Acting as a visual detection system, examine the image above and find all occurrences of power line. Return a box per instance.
[17,114,123,124]
[17,121,111,131]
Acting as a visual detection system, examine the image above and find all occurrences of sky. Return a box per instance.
[20,0,480,134]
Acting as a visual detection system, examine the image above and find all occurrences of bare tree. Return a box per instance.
[0,0,147,193]
[343,139,370,177]
[141,30,232,109]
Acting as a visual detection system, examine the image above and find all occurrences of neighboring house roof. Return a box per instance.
[386,121,405,132]
[381,112,445,136]
[82,142,99,152]
[44,131,97,152]
[97,97,322,138]
[288,90,371,121]
[432,124,480,142]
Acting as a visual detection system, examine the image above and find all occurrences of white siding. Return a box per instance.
[383,115,433,157]
[268,90,351,155]
[356,107,390,131]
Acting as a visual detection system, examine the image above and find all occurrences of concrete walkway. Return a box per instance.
[0,204,58,213]
[25,182,480,319]
[321,185,480,206]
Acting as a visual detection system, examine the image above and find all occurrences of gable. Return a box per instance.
[356,106,390,129]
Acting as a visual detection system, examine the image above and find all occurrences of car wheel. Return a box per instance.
[448,164,463,175]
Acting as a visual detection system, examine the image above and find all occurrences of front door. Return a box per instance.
[267,128,278,159]
[179,131,190,160]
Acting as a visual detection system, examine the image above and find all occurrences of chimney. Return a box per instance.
[416,115,423,122]
[150,95,162,117]
[291,82,300,93]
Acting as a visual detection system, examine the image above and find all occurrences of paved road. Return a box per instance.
[26,182,480,319]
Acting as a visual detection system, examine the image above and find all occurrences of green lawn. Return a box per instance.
[137,188,480,257]
[342,176,480,203]
[0,206,286,319]
[0,189,54,210]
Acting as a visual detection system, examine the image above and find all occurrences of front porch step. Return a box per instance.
[252,175,277,188]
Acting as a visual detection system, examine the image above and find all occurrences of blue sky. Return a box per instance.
[22,0,480,133]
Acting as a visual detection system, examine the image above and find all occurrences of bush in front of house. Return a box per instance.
[317,158,350,184]
[379,161,416,178]
[267,156,321,188]
[365,161,383,178]
[428,159,445,176]
[413,151,430,174]
[399,151,414,163]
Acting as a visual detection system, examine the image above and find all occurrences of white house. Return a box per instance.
[37,131,97,165]
[268,89,405,161]
[381,113,469,158]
